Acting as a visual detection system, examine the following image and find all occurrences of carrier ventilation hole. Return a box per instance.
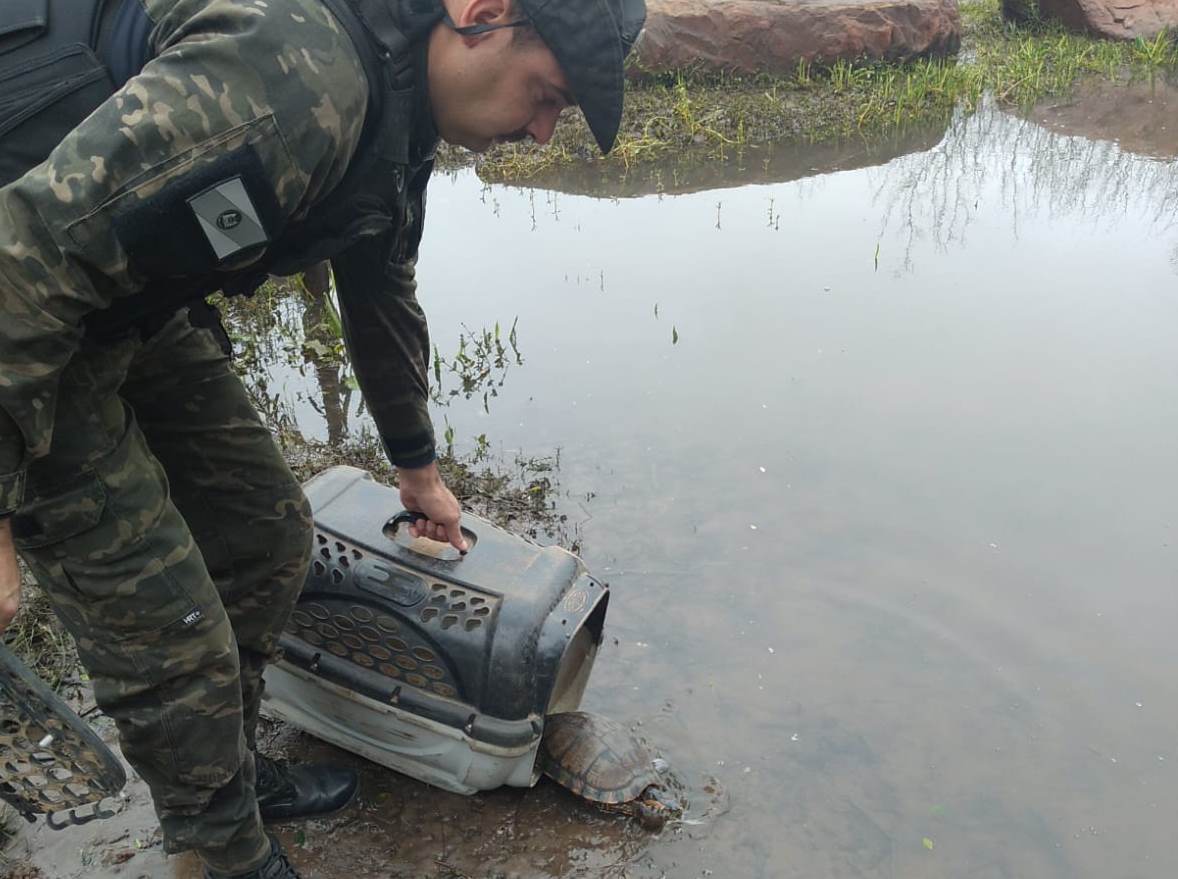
[464,619,482,631]
[312,560,326,576]
[319,547,330,560]
[335,541,345,553]
[287,602,460,697]
[474,606,490,617]
[470,597,485,606]
[316,534,327,545]
[450,601,466,612]
[339,556,350,568]
[291,611,313,628]
[331,569,344,585]
[352,549,362,561]
[306,604,330,621]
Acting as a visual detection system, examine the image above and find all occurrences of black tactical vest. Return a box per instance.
[0,0,441,337]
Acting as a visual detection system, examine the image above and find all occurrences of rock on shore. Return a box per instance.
[1037,0,1178,40]
[631,0,962,77]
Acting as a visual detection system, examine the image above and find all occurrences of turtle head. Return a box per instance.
[634,785,683,832]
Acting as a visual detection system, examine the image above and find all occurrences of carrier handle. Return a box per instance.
[385,511,476,560]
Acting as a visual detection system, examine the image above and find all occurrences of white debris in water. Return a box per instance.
[749,524,758,530]
[1136,702,1144,709]
[761,404,768,409]
[742,766,752,774]
[759,466,766,473]
[989,542,999,549]
[767,647,775,654]
[38,734,54,748]
[791,733,800,742]
[636,641,649,647]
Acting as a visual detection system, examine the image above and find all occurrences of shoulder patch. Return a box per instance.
[188,177,269,260]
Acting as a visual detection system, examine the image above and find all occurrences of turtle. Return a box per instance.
[538,711,682,831]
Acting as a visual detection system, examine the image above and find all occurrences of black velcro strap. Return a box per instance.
[112,144,282,280]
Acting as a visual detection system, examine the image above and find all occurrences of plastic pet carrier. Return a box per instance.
[261,466,609,794]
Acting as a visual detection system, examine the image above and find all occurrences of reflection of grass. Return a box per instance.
[431,320,523,413]
[437,0,1178,180]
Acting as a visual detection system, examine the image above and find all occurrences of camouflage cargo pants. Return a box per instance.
[10,308,312,873]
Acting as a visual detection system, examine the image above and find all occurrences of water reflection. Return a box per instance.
[1028,72,1178,160]
[220,268,527,447]
[874,93,1178,271]
[500,119,952,199]
[299,262,356,445]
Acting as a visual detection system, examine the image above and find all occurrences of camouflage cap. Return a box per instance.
[518,0,646,154]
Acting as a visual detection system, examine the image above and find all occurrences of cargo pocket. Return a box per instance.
[13,417,209,647]
[0,42,116,185]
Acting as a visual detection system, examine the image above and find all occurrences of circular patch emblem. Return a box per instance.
[562,589,587,614]
[216,209,242,230]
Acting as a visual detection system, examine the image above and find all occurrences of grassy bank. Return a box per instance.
[441,0,1178,180]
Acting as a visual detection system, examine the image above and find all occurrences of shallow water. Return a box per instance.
[246,84,1178,879]
[15,81,1178,879]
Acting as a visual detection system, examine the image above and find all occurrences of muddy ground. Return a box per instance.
[2,677,727,879]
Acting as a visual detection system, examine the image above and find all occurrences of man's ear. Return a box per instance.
[453,0,515,44]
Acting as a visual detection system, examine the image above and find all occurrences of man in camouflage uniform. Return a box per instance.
[0,0,643,875]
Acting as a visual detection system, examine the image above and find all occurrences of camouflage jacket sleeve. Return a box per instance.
[0,0,369,515]
[331,207,436,469]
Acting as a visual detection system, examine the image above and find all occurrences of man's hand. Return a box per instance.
[0,519,21,634]
[397,463,468,554]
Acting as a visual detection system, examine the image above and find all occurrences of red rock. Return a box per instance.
[1037,0,1178,40]
[631,0,962,77]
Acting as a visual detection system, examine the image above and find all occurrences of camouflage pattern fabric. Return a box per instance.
[0,0,440,521]
[0,0,406,871]
[11,307,312,873]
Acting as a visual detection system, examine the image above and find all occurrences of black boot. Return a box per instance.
[204,836,302,879]
[254,753,359,824]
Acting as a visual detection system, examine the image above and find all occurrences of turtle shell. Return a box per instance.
[539,711,659,805]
